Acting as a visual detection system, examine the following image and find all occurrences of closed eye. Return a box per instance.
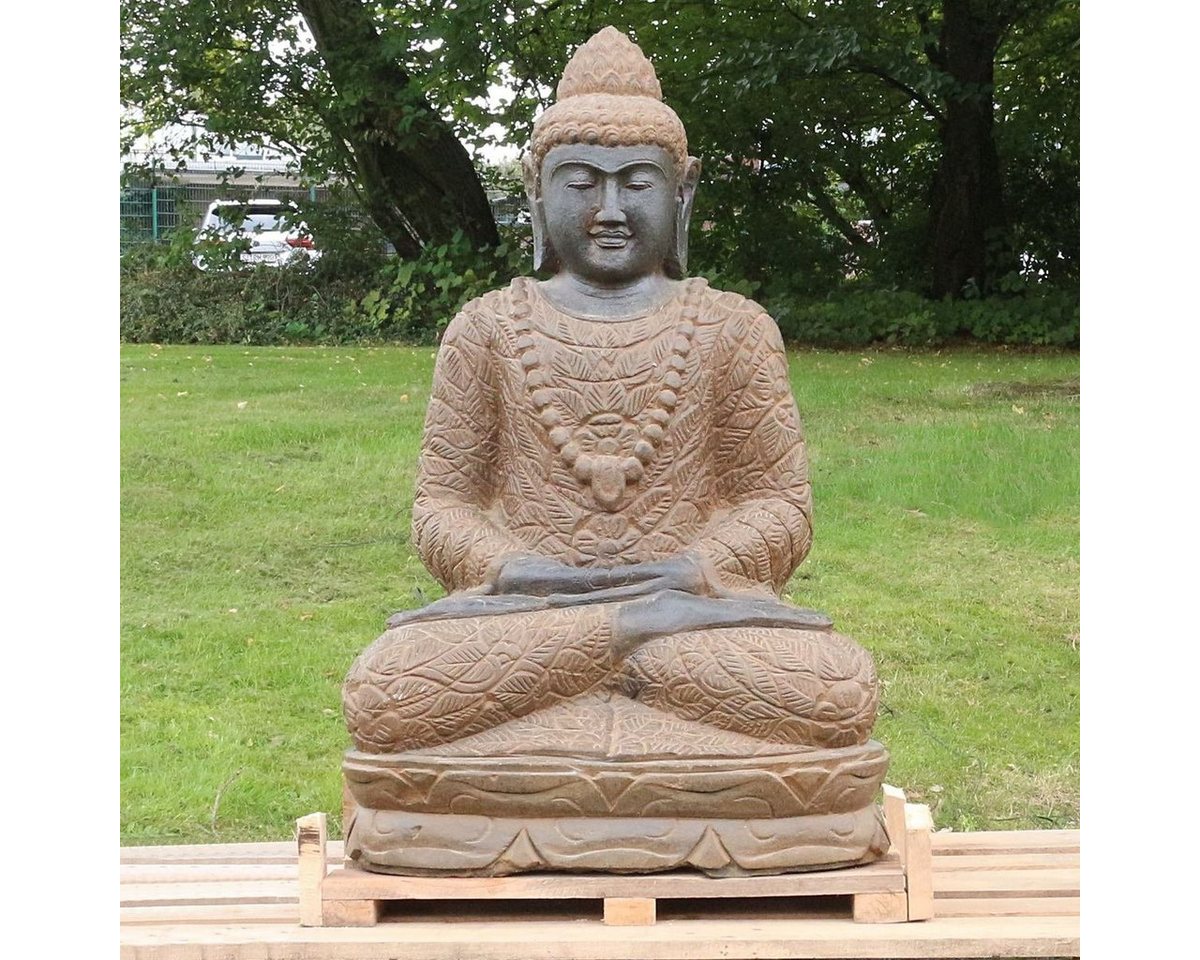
[625,181,654,191]
[566,181,596,190]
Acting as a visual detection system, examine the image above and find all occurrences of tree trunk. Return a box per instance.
[928,0,1011,298]
[296,0,500,257]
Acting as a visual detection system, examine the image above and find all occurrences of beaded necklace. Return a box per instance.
[509,277,703,511]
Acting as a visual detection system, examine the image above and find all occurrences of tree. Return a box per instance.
[121,0,498,258]
[122,0,1077,298]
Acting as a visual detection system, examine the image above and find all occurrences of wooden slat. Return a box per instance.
[120,841,346,864]
[118,914,1080,959]
[933,852,1079,871]
[936,896,1079,918]
[121,904,299,925]
[881,784,907,862]
[321,859,904,902]
[119,829,1081,959]
[934,868,1079,896]
[122,863,299,883]
[904,803,934,921]
[297,813,328,928]
[932,830,1079,854]
[120,880,298,906]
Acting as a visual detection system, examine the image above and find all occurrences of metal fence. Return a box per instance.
[120,179,529,254]
[120,181,333,252]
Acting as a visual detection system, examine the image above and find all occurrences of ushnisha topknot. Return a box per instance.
[530,26,688,174]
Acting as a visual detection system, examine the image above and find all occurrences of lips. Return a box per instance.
[590,230,631,248]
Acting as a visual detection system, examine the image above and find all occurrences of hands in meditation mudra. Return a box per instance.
[341,27,889,876]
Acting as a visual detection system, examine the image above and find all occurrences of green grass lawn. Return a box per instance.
[120,343,1079,845]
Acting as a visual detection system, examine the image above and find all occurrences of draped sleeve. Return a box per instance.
[687,307,814,596]
[411,300,527,592]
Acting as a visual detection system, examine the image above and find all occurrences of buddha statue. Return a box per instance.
[341,26,889,877]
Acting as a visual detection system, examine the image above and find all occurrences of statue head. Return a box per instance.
[522,27,702,281]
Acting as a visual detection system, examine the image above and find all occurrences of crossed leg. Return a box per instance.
[343,591,877,754]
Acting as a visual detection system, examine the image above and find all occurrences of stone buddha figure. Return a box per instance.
[341,26,889,877]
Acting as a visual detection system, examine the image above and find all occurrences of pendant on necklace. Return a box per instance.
[588,455,629,510]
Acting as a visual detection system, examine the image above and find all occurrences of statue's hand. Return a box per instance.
[612,553,728,598]
[486,552,728,600]
[488,554,615,597]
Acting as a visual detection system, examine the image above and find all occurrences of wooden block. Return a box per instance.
[295,812,327,927]
[853,890,909,923]
[342,778,357,851]
[603,897,656,925]
[905,803,935,921]
[323,898,380,926]
[882,784,908,864]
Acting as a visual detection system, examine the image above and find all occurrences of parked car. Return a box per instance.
[194,199,320,269]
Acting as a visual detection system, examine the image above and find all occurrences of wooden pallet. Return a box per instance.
[300,786,934,927]
[120,826,1079,958]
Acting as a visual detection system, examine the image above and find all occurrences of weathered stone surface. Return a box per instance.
[341,26,889,876]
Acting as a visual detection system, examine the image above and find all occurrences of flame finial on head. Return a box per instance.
[529,26,687,172]
[555,25,663,101]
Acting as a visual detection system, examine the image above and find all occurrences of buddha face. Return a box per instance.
[539,144,683,285]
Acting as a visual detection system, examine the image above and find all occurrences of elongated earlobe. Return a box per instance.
[667,156,702,278]
[522,154,556,273]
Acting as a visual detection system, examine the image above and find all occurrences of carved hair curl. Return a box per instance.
[528,28,689,180]
[531,94,688,175]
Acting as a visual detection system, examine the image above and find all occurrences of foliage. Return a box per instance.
[348,230,526,340]
[773,287,1080,348]
[121,343,1079,843]
[121,0,497,256]
[121,220,526,346]
[122,1,1078,304]
[410,0,1078,294]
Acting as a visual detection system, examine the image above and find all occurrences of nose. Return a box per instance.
[595,177,626,226]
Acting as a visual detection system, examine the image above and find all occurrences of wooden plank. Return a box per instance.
[118,829,1081,958]
[881,784,907,864]
[121,903,298,925]
[904,803,934,921]
[934,868,1080,896]
[933,852,1079,871]
[603,898,656,925]
[932,830,1079,854]
[320,859,904,902]
[120,880,298,906]
[297,813,328,928]
[852,890,908,923]
[118,914,1080,959]
[122,863,299,883]
[121,841,346,864]
[936,896,1079,918]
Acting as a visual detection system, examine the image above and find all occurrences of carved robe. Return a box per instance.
[342,278,879,756]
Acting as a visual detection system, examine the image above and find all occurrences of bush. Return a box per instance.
[122,226,1077,349]
[348,230,525,342]
[120,228,527,345]
[773,286,1079,348]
